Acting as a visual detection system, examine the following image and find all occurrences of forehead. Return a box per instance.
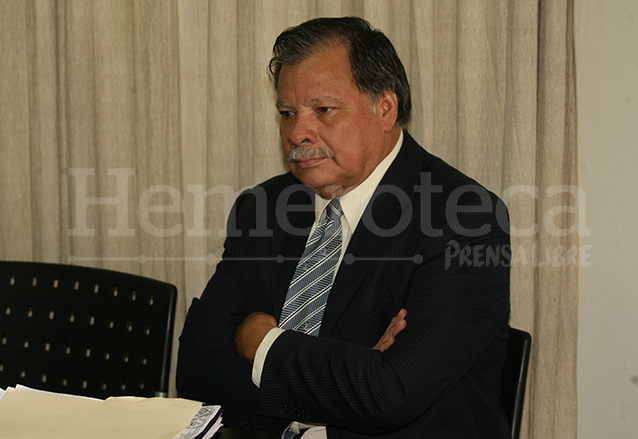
[276,45,359,99]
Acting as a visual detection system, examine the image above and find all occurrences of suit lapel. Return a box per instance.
[320,131,426,336]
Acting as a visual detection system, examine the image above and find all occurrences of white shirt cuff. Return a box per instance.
[251,326,285,387]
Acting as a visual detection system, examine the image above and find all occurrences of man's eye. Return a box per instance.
[279,110,293,118]
[317,107,332,114]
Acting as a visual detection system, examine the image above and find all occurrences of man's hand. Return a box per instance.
[373,309,407,352]
[235,312,277,364]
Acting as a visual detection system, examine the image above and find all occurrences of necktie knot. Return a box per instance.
[326,198,343,221]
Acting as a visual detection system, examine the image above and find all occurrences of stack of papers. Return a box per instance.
[0,385,222,439]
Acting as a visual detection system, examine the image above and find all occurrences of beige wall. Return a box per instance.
[576,0,638,437]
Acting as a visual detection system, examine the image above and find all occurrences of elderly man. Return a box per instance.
[177,17,511,439]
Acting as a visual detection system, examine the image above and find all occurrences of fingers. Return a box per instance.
[391,309,407,328]
[389,314,407,337]
[387,308,407,340]
[373,309,407,352]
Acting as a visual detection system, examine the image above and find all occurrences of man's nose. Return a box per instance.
[287,112,317,145]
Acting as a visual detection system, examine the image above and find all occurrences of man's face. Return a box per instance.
[276,44,398,199]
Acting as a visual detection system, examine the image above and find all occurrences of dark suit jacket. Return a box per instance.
[177,131,512,438]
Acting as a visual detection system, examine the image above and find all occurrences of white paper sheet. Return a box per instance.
[0,388,204,439]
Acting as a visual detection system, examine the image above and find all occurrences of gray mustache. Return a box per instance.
[288,145,334,162]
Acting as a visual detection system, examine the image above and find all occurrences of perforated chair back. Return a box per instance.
[0,261,177,399]
[500,327,532,439]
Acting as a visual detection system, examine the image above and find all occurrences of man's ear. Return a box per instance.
[378,90,399,133]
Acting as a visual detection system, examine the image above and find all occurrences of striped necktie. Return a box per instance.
[279,198,343,336]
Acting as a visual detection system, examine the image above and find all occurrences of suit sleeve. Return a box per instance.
[257,189,510,434]
[176,191,290,433]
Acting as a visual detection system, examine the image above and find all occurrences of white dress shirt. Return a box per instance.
[253,132,403,438]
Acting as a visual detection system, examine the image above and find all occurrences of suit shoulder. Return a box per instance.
[402,131,492,194]
[235,172,312,208]
[421,152,480,190]
[419,150,503,208]
[233,172,294,208]
[400,134,508,229]
[230,172,314,232]
[240,172,297,197]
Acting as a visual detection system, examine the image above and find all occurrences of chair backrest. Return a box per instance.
[500,327,532,439]
[0,261,177,399]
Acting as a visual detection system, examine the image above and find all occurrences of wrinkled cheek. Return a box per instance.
[278,123,289,145]
[279,135,291,157]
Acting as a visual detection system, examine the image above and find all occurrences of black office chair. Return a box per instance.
[0,261,177,399]
[501,327,532,439]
